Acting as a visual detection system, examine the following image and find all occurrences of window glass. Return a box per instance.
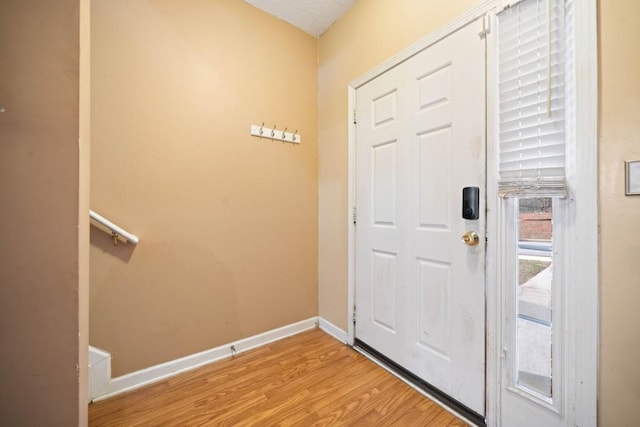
[516,197,553,399]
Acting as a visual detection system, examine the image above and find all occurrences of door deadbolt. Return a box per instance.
[462,187,480,220]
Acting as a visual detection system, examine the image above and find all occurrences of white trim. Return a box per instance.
[88,346,111,402]
[318,317,348,344]
[92,317,318,402]
[484,10,502,426]
[347,86,356,346]
[566,0,598,424]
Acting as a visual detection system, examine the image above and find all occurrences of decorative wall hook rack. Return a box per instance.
[250,124,300,144]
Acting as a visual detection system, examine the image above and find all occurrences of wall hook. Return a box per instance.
[292,130,297,142]
[271,125,276,138]
[259,122,264,136]
[282,127,288,140]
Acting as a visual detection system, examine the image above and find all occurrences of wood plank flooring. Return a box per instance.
[89,328,467,426]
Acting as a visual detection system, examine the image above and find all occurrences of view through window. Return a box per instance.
[516,197,553,399]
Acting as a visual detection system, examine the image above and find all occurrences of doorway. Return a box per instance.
[352,19,487,420]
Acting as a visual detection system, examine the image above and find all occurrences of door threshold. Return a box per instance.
[353,339,486,427]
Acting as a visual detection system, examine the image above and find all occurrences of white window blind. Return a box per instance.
[497,0,567,198]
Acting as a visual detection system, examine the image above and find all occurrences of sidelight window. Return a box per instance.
[497,0,574,408]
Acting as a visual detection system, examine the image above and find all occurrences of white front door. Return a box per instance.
[355,20,486,415]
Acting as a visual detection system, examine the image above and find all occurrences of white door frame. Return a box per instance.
[345,1,598,425]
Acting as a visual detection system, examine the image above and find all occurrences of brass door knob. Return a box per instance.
[462,230,480,246]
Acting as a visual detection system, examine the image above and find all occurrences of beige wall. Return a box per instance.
[0,0,84,425]
[598,0,640,424]
[318,0,479,331]
[90,0,318,376]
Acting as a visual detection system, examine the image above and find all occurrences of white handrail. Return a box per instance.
[89,210,139,244]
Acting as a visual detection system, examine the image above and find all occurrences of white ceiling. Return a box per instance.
[243,0,357,37]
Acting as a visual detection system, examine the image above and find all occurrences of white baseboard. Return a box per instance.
[88,345,111,402]
[318,317,348,344]
[93,317,318,402]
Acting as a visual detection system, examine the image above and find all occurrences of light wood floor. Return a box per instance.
[89,328,466,426]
